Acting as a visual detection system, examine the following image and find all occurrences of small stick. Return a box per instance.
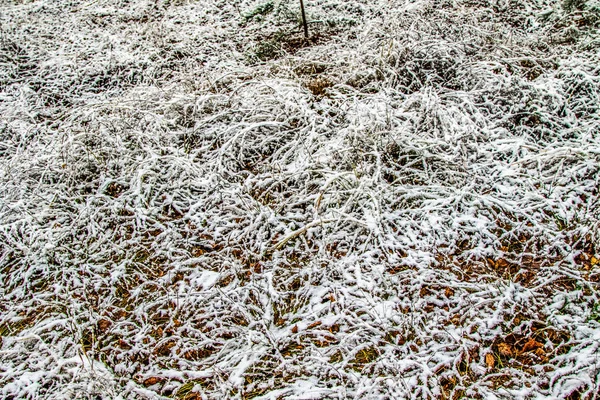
[273,219,333,250]
[299,0,309,40]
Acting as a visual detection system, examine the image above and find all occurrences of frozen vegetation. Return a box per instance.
[1,0,599,398]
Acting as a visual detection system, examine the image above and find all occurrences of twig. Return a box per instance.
[273,218,333,250]
[299,0,309,40]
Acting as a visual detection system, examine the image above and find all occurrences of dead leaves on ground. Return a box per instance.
[488,327,570,370]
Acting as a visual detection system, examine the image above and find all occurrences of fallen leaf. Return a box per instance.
[522,338,543,353]
[97,318,112,332]
[143,376,163,386]
[591,256,598,266]
[485,353,495,369]
[450,314,461,325]
[497,342,513,357]
[307,321,322,329]
[534,348,548,362]
[291,325,298,334]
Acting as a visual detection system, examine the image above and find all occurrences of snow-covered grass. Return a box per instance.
[0,0,599,398]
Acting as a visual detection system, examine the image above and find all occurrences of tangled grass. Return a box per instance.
[1,0,599,398]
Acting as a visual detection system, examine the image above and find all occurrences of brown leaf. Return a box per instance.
[307,321,322,329]
[522,338,543,353]
[534,348,549,362]
[97,319,112,333]
[183,393,202,400]
[143,376,163,386]
[154,340,176,356]
[497,342,513,357]
[291,325,298,334]
[485,353,495,369]
[450,314,461,325]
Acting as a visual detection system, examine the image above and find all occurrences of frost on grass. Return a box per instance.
[0,0,599,398]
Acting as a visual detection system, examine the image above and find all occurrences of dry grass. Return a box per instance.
[1,0,599,398]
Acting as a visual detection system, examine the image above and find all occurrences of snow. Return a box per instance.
[1,0,599,398]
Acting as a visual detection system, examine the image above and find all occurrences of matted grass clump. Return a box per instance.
[0,0,599,398]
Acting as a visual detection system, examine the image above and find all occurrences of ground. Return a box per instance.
[0,0,599,398]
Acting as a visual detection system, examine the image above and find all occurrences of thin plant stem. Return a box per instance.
[299,0,309,39]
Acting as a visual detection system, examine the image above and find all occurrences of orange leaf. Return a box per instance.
[485,353,495,369]
[522,338,543,353]
[497,342,513,357]
[307,321,322,329]
[143,377,163,386]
